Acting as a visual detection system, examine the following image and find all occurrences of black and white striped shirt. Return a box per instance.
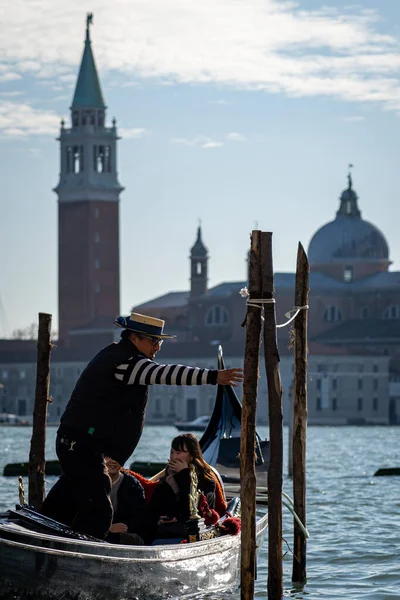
[115,357,218,386]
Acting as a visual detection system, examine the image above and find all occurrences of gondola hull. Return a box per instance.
[0,511,268,600]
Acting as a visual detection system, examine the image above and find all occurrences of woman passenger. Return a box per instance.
[147,433,225,542]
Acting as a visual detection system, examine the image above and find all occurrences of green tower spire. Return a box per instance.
[72,13,106,109]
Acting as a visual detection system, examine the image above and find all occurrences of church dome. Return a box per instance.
[308,174,389,264]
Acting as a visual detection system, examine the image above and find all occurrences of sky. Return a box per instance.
[0,0,399,336]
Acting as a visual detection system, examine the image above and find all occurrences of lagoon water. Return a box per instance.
[1,425,399,599]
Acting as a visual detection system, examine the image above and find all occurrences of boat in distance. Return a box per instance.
[175,415,210,431]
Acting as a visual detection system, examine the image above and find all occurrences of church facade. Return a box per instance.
[134,175,400,359]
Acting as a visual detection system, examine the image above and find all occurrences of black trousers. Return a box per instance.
[41,429,113,539]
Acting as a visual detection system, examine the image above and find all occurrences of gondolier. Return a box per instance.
[41,312,243,540]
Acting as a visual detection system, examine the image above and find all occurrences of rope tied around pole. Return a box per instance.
[239,287,308,328]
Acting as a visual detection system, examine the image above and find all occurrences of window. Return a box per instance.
[93,145,111,173]
[332,397,337,411]
[20,370,26,380]
[98,111,105,127]
[324,306,342,322]
[358,379,363,391]
[95,259,100,270]
[332,378,337,391]
[360,307,369,319]
[72,111,79,127]
[373,379,379,391]
[357,397,363,411]
[205,305,229,326]
[373,397,378,411]
[95,283,100,294]
[316,397,321,411]
[382,305,400,320]
[196,262,202,275]
[82,111,94,126]
[316,379,321,391]
[66,145,84,173]
[344,266,353,283]
[373,365,379,373]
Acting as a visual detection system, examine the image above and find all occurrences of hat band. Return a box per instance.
[127,319,164,336]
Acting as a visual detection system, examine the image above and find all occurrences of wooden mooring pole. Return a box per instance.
[260,232,283,600]
[28,313,52,510]
[240,230,262,600]
[292,243,309,584]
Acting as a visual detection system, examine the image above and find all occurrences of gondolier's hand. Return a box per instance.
[109,523,128,533]
[158,516,177,525]
[217,368,244,387]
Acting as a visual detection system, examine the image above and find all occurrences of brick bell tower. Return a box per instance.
[54,14,123,346]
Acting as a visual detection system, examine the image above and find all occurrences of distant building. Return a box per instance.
[55,16,123,349]
[133,172,400,424]
[0,339,392,426]
[0,19,399,426]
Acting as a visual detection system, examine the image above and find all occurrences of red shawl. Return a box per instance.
[125,469,228,518]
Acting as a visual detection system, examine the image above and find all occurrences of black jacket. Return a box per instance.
[148,468,216,525]
[59,339,148,464]
[113,472,147,534]
[59,338,218,465]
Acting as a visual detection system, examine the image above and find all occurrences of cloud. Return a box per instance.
[119,127,148,139]
[0,91,23,97]
[0,1,400,111]
[0,72,22,81]
[226,132,246,142]
[171,132,249,147]
[171,136,223,149]
[0,102,60,137]
[341,116,365,122]
[209,99,230,105]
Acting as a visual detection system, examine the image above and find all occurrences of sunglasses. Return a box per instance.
[141,335,163,347]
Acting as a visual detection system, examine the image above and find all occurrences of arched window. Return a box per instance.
[343,266,353,283]
[205,305,229,326]
[382,305,400,320]
[93,145,111,173]
[324,306,342,323]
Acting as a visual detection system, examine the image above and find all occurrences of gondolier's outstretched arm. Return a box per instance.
[115,358,243,387]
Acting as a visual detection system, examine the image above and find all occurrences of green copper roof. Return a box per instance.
[72,15,106,109]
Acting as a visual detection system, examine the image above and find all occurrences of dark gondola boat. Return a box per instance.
[200,346,269,485]
[0,346,268,600]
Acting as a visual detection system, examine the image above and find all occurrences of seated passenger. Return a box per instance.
[147,433,227,543]
[104,456,147,545]
[41,457,146,545]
